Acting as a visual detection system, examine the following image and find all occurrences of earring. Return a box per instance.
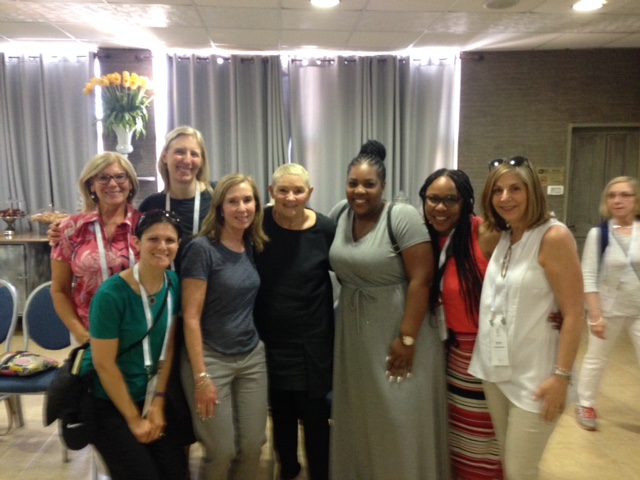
[90,192,97,201]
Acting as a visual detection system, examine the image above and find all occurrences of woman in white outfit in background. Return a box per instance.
[575,176,640,431]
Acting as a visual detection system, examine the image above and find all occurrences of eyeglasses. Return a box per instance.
[488,156,529,171]
[94,173,129,185]
[606,192,636,200]
[136,210,181,237]
[425,195,461,208]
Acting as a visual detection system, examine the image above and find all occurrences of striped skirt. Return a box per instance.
[447,333,503,480]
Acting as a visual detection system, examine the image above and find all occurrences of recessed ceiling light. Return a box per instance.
[484,0,520,9]
[310,0,340,8]
[572,0,606,12]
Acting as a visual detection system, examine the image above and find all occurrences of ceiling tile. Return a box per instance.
[197,7,279,29]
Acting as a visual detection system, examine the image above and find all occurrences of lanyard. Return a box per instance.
[165,185,201,235]
[94,220,135,282]
[438,229,454,292]
[133,264,172,378]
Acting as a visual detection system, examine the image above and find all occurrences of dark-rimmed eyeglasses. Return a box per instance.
[136,209,181,237]
[425,195,461,208]
[94,173,129,185]
[488,156,529,171]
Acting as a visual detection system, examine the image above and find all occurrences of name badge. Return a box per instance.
[490,314,510,366]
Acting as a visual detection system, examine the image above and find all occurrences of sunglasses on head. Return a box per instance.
[136,209,181,237]
[488,156,529,171]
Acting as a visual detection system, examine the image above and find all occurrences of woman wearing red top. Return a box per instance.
[419,168,502,480]
[51,152,141,345]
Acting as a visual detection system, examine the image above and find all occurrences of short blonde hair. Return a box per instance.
[77,152,139,212]
[199,173,268,251]
[481,160,550,232]
[599,176,639,218]
[271,163,311,189]
[158,126,212,193]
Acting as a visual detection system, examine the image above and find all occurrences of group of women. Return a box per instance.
[49,127,639,480]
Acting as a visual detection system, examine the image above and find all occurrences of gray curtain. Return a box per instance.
[167,54,288,199]
[0,53,97,219]
[287,55,460,214]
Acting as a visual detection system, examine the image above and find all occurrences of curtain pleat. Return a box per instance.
[287,55,459,214]
[167,54,288,200]
[0,53,96,218]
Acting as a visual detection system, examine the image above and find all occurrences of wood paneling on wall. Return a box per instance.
[458,49,640,220]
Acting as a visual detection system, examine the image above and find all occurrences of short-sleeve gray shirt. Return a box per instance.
[181,236,260,355]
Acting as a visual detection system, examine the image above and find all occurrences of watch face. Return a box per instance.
[402,335,415,346]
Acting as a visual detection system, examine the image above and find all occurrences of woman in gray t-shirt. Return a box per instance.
[180,173,269,480]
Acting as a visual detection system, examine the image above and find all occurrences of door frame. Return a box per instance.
[563,122,640,224]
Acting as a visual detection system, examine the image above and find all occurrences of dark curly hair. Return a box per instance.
[419,168,483,324]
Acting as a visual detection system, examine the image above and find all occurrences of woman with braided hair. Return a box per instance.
[420,168,503,479]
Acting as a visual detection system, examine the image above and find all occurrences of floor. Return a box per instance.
[1,328,638,480]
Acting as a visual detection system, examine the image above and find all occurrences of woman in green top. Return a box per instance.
[84,210,184,480]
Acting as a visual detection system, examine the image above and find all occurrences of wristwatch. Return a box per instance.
[401,335,415,346]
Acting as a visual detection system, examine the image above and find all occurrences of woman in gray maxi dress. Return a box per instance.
[328,140,449,480]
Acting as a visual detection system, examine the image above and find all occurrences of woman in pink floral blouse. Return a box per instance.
[51,152,141,345]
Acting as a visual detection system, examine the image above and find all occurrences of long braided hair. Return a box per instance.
[419,169,483,324]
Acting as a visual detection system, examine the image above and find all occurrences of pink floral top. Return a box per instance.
[51,205,141,328]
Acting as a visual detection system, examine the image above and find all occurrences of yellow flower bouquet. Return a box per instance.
[83,71,153,138]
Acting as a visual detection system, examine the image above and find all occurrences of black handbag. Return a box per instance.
[44,280,171,450]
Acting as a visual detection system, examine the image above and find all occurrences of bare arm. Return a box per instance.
[182,278,218,419]
[92,337,161,443]
[535,225,585,422]
[386,241,433,378]
[145,323,176,433]
[50,259,89,344]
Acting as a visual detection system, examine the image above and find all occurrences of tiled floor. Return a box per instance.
[1,328,639,480]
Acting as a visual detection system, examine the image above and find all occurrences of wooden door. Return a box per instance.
[566,126,640,254]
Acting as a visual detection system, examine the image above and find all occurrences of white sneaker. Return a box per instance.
[576,405,597,431]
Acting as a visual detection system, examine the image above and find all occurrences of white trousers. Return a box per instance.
[482,381,557,480]
[577,315,640,407]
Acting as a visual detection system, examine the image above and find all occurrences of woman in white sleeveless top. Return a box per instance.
[469,157,584,480]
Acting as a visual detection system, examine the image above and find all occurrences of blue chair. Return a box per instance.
[0,279,20,432]
[0,281,71,459]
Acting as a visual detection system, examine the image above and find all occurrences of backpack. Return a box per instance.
[598,220,608,262]
[336,202,400,255]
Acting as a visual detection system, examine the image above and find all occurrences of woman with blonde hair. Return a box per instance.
[469,156,584,480]
[51,152,141,345]
[139,125,216,272]
[180,173,269,479]
[576,176,640,431]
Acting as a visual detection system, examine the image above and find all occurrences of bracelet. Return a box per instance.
[193,372,209,380]
[552,366,572,384]
[154,392,166,399]
[195,374,212,390]
[587,317,603,326]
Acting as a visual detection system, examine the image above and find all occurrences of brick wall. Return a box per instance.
[458,49,640,219]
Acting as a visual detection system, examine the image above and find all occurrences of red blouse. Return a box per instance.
[438,215,489,334]
[51,205,140,328]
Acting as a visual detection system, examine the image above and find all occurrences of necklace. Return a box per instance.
[612,224,632,229]
[501,244,513,278]
[144,280,164,306]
